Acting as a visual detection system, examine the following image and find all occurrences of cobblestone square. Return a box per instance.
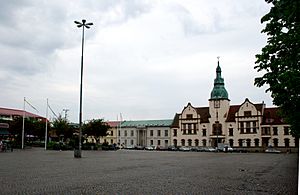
[0,148,298,194]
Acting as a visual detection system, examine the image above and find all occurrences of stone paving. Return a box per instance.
[0,148,298,194]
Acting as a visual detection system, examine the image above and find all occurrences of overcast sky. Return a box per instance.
[0,0,272,122]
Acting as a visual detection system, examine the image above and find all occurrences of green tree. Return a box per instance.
[82,119,110,144]
[51,115,72,141]
[255,0,300,136]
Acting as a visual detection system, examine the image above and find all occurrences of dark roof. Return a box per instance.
[195,107,210,123]
[171,113,180,128]
[262,107,287,125]
[226,105,240,122]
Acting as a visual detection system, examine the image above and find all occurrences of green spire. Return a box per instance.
[210,59,229,100]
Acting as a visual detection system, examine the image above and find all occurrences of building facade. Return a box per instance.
[170,61,296,151]
[118,120,173,148]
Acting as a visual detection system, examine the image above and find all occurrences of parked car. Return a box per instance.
[168,145,178,151]
[179,146,191,151]
[135,145,145,150]
[265,147,281,153]
[145,146,155,150]
[205,147,217,152]
[125,145,135,150]
[191,146,205,152]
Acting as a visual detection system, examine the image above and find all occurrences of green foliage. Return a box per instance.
[51,115,73,141]
[255,0,300,136]
[82,118,110,144]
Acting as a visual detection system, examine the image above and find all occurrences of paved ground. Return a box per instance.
[0,148,298,195]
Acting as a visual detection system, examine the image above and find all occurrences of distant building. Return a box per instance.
[170,60,296,151]
[118,120,173,148]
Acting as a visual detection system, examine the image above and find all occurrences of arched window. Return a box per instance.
[238,139,243,147]
[229,139,234,147]
[273,138,278,147]
[254,139,259,147]
[173,139,177,147]
[188,139,192,146]
[284,138,290,147]
[246,139,251,147]
[181,139,185,146]
[202,139,207,147]
[195,139,199,146]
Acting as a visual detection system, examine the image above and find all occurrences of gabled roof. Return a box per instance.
[262,107,287,125]
[225,103,264,122]
[121,119,173,128]
[171,107,210,128]
[0,107,44,119]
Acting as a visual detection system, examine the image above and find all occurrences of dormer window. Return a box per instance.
[244,111,251,117]
[186,114,193,119]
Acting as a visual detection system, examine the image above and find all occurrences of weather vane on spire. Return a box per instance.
[217,56,220,61]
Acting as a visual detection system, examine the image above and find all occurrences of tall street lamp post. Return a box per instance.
[74,19,93,158]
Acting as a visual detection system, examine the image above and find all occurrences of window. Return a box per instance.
[188,129,192,134]
[246,139,251,147]
[150,140,153,145]
[188,139,192,146]
[164,130,168,137]
[158,140,161,146]
[165,140,168,146]
[202,139,207,146]
[131,130,134,137]
[262,127,270,135]
[118,130,120,137]
[246,122,251,133]
[124,130,127,136]
[157,130,161,137]
[229,128,233,136]
[229,139,233,147]
[188,124,192,130]
[183,130,187,135]
[273,138,278,147]
[254,139,259,147]
[110,139,113,144]
[186,114,193,119]
[125,140,127,145]
[240,122,244,134]
[173,139,177,147]
[195,139,199,146]
[110,131,113,136]
[284,138,290,147]
[252,121,257,133]
[284,127,289,135]
[202,129,206,136]
[181,139,185,146]
[244,111,251,117]
[150,130,153,137]
[238,139,243,147]
[130,140,134,145]
[173,129,177,137]
[273,127,278,135]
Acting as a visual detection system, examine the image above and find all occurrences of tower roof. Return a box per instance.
[210,59,229,100]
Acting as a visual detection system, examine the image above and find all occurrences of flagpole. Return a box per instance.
[45,98,48,150]
[22,97,25,149]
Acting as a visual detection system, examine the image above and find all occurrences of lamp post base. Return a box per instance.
[74,149,82,158]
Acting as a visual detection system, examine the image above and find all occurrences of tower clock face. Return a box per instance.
[214,100,220,108]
